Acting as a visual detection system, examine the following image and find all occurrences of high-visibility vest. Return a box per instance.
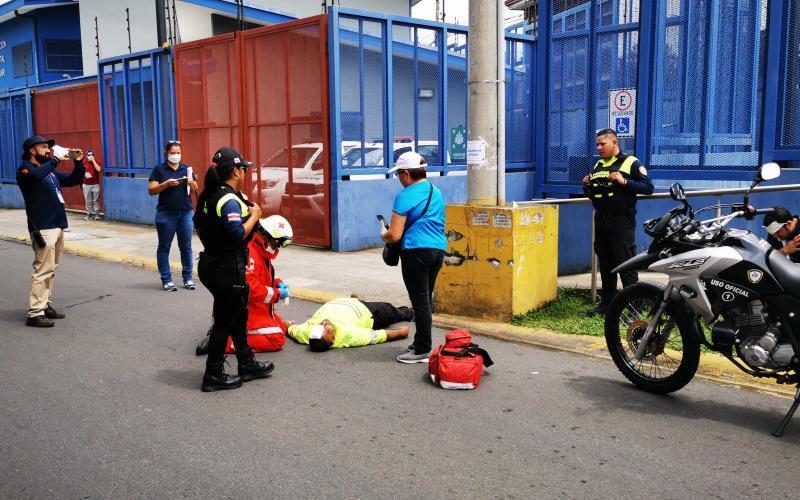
[196,186,253,253]
[588,154,639,212]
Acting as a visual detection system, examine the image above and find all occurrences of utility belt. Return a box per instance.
[595,206,636,220]
[198,248,250,300]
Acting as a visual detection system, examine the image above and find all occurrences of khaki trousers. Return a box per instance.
[28,228,65,318]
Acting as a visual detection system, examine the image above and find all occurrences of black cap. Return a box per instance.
[22,135,55,152]
[212,147,252,169]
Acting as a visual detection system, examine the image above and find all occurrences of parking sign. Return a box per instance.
[609,88,636,138]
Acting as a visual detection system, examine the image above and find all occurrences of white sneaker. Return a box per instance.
[396,351,430,364]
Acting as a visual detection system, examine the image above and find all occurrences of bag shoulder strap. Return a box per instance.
[400,182,434,238]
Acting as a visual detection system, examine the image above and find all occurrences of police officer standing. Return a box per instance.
[582,129,653,317]
[194,146,274,392]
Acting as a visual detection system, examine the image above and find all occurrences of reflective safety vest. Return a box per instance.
[587,154,639,212]
[196,186,253,254]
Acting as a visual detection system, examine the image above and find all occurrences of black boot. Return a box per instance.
[237,350,274,382]
[202,361,243,392]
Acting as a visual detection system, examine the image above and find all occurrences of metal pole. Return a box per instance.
[94,16,99,59]
[126,8,132,53]
[467,0,498,206]
[496,0,506,206]
[155,0,167,46]
[591,212,597,303]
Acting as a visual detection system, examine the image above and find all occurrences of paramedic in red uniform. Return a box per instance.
[196,215,293,355]
[227,215,293,353]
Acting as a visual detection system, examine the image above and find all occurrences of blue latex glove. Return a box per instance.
[277,282,290,300]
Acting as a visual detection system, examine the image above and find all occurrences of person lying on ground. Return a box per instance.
[287,297,413,352]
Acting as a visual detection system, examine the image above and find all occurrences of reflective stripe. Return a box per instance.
[439,380,475,390]
[618,156,638,175]
[370,330,378,344]
[216,193,250,218]
[263,286,275,303]
[247,326,284,335]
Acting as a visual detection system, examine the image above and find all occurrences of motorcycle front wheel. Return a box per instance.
[604,282,700,394]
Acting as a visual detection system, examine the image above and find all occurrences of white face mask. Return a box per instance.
[167,154,181,164]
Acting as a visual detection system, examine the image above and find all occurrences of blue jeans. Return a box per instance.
[155,209,194,284]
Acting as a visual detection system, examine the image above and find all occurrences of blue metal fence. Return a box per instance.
[98,48,176,176]
[0,89,32,184]
[329,7,536,179]
[539,0,774,195]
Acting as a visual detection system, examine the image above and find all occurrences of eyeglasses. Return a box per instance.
[166,140,181,146]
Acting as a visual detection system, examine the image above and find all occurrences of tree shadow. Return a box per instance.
[154,368,203,391]
[569,375,800,441]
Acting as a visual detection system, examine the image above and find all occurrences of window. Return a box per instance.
[211,14,262,36]
[12,42,33,78]
[44,40,82,73]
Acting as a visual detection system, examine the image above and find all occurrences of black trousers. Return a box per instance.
[198,251,251,367]
[594,210,638,305]
[400,248,445,354]
[362,301,413,330]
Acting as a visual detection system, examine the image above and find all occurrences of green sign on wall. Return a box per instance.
[450,125,466,163]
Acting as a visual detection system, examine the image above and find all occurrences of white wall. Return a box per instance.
[174,1,214,44]
[77,0,412,74]
[78,0,158,75]
[243,0,411,19]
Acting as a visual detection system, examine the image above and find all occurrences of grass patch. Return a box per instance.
[513,287,605,337]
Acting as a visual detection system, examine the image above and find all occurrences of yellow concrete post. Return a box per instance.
[435,204,559,323]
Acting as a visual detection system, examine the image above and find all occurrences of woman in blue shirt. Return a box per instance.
[381,151,446,363]
[148,141,198,291]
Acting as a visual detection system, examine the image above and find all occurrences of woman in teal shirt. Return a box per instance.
[381,152,446,363]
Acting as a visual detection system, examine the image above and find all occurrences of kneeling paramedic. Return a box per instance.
[582,128,653,317]
[196,215,294,355]
[288,298,413,352]
[194,147,274,392]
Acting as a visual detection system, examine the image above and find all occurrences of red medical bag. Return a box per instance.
[429,329,494,390]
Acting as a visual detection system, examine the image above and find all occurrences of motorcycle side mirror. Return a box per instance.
[669,183,686,201]
[759,162,781,181]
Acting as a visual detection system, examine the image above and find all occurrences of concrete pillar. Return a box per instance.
[467,0,498,206]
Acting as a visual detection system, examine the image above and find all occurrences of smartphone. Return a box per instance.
[177,176,189,184]
[377,214,389,229]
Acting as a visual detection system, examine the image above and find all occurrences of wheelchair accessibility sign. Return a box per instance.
[609,88,636,138]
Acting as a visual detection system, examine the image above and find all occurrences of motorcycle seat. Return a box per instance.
[767,248,800,296]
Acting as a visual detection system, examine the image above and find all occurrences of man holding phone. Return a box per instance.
[82,150,102,220]
[16,135,85,327]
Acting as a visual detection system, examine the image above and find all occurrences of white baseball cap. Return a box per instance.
[387,151,426,173]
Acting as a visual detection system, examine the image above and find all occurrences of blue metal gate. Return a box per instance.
[0,90,32,184]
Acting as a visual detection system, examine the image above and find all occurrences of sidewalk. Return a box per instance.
[0,209,665,306]
[0,208,790,397]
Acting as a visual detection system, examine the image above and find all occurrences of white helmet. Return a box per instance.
[258,215,293,247]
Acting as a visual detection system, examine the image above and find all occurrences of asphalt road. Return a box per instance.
[1,240,799,499]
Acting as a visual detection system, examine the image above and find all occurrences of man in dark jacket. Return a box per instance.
[16,135,85,327]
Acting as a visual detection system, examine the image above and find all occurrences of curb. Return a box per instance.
[433,314,796,399]
[1,231,793,398]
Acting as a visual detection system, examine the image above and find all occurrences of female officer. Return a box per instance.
[194,146,274,392]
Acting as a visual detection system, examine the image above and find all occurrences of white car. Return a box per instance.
[341,140,447,168]
[253,143,325,215]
